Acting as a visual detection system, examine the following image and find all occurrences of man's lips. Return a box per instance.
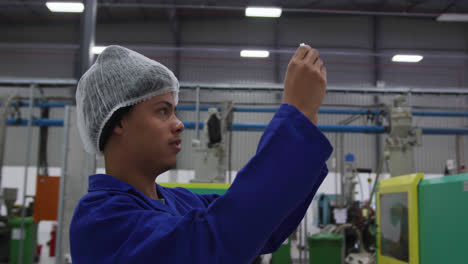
[169,139,181,152]
[170,139,181,146]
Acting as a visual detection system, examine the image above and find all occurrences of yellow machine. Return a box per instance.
[377,172,468,264]
[376,173,423,264]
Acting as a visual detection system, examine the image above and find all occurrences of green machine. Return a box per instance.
[8,217,38,264]
[159,182,291,263]
[377,173,468,264]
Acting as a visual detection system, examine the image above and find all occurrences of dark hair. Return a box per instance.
[99,106,133,152]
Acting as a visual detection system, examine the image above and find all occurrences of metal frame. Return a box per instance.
[2,42,468,59]
[17,84,35,264]
[55,106,71,264]
[1,77,468,95]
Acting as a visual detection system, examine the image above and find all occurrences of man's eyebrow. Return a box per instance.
[155,101,175,110]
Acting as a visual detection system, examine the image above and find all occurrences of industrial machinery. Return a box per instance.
[384,96,422,177]
[192,102,233,183]
[0,188,18,263]
[311,95,424,264]
[0,96,40,264]
[376,173,468,264]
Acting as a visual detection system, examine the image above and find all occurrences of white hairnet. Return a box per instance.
[76,45,179,155]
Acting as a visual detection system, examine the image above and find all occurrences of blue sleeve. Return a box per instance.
[260,165,329,253]
[198,168,329,254]
[70,104,333,264]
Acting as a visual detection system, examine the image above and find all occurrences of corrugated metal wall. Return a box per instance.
[0,15,467,174]
[172,90,467,173]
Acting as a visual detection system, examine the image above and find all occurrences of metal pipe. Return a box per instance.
[179,83,468,95]
[339,133,345,208]
[374,96,383,178]
[227,121,233,184]
[304,209,308,263]
[2,77,468,95]
[10,102,72,108]
[412,111,468,117]
[179,106,468,118]
[298,219,303,263]
[456,135,462,174]
[56,106,71,264]
[18,84,35,264]
[0,95,15,192]
[10,102,468,118]
[2,43,468,60]
[7,118,64,126]
[0,77,77,86]
[195,86,200,140]
[420,127,468,135]
[7,119,468,135]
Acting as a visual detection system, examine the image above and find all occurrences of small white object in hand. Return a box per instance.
[300,43,306,46]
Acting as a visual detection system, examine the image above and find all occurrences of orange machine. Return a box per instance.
[33,175,60,222]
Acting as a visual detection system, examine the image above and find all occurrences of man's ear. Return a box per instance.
[113,120,125,135]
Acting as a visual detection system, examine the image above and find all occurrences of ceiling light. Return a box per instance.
[46,2,84,13]
[92,46,107,55]
[436,13,468,22]
[392,54,423,63]
[245,7,282,18]
[240,50,270,58]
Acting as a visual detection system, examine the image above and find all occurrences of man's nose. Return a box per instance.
[172,118,184,134]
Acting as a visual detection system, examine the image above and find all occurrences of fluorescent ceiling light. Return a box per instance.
[240,50,270,58]
[245,7,282,18]
[92,46,107,55]
[436,13,468,22]
[46,2,84,13]
[392,54,423,63]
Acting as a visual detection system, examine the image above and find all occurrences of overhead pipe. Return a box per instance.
[6,103,468,117]
[2,77,468,95]
[8,118,468,135]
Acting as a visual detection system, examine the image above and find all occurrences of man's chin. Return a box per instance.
[164,161,177,171]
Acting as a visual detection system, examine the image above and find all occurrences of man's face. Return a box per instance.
[119,93,184,174]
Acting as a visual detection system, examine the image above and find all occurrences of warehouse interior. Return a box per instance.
[0,0,467,263]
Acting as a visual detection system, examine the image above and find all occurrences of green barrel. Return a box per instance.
[307,233,342,264]
[271,238,291,264]
[8,217,38,264]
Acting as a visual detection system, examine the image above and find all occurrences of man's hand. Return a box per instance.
[282,44,327,125]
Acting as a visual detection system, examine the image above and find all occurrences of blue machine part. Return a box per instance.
[314,194,340,227]
[345,153,355,162]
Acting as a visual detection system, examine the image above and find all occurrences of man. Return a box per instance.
[70,44,332,263]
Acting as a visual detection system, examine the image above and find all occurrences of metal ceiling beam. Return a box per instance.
[1,1,467,17]
[1,77,467,95]
[93,2,448,17]
[75,0,97,96]
[372,16,381,86]
[167,6,181,77]
[3,42,468,59]
[274,19,281,83]
[371,15,384,174]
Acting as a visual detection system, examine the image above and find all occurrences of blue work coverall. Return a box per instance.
[70,104,333,264]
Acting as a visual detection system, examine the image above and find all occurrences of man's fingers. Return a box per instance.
[321,65,327,80]
[304,48,319,64]
[315,58,323,70]
[293,44,311,61]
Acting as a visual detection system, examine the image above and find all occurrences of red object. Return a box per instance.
[461,164,466,172]
[48,224,57,257]
[36,244,42,258]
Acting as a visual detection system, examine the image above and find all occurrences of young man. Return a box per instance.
[70,44,332,263]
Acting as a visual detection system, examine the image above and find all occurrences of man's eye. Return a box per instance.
[159,108,168,115]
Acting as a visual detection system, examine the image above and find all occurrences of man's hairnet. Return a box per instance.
[76,45,179,155]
